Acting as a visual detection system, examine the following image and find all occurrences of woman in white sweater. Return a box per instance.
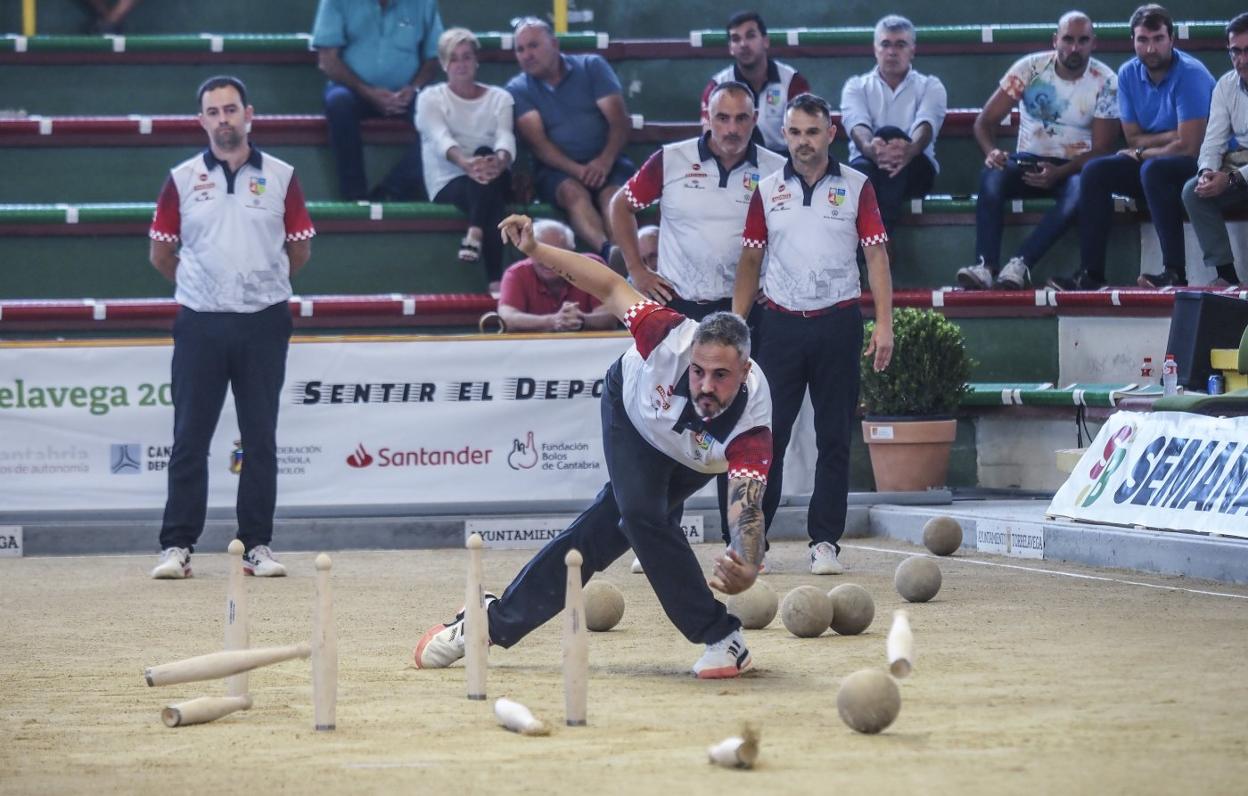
[416,28,516,293]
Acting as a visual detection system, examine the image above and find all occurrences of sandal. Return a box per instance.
[458,236,482,263]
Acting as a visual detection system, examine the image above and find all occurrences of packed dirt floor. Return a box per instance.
[2,538,1247,794]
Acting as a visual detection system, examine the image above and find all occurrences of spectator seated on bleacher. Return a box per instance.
[957,11,1119,292]
[841,14,947,250]
[312,0,443,201]
[1058,4,1215,290]
[497,219,618,333]
[79,0,142,34]
[416,27,515,295]
[1181,13,1248,289]
[700,10,810,155]
[507,17,634,265]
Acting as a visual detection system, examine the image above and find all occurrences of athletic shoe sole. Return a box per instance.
[695,652,754,680]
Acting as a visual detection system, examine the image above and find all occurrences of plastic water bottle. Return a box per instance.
[1162,353,1179,396]
[1140,356,1154,380]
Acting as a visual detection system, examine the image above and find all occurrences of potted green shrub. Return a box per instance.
[860,308,974,491]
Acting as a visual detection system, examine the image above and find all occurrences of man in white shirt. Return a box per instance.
[733,94,894,575]
[1181,12,1248,288]
[416,215,772,679]
[958,11,1119,291]
[841,15,947,242]
[701,11,811,153]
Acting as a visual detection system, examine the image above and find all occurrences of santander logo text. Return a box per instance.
[345,442,493,468]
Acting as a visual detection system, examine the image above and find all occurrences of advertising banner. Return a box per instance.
[0,336,817,512]
[1048,411,1248,538]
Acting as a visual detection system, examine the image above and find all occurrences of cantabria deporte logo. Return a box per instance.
[1077,421,1138,507]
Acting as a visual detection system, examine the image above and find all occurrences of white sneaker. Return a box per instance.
[692,629,753,679]
[413,594,497,669]
[956,258,994,290]
[810,542,845,575]
[242,545,287,577]
[151,547,192,579]
[995,256,1031,290]
[631,556,644,574]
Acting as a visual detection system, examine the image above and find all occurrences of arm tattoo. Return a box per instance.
[727,478,765,566]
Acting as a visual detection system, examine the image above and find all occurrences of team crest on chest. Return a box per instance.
[249,176,267,196]
[743,171,759,192]
[829,185,847,206]
[765,86,782,106]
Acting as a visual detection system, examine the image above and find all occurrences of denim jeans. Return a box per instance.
[323,81,426,201]
[974,154,1080,269]
[1079,153,1198,279]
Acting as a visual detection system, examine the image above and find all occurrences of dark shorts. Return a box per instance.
[534,156,636,207]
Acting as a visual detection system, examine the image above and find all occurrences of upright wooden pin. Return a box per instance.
[464,533,488,701]
[312,553,337,731]
[225,539,249,699]
[887,609,914,678]
[563,548,588,726]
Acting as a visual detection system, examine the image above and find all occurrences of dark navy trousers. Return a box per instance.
[1079,153,1198,280]
[159,302,292,553]
[323,81,426,201]
[755,303,863,549]
[487,360,741,648]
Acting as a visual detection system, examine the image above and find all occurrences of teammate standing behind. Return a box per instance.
[611,80,785,552]
[733,94,894,575]
[701,11,811,154]
[148,76,315,579]
[416,215,772,679]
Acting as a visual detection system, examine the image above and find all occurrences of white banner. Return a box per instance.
[1048,411,1248,539]
[0,336,817,512]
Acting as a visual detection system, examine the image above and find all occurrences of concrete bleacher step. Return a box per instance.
[0,196,1146,297]
[0,111,1005,200]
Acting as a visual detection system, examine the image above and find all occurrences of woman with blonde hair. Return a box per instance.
[416,28,516,293]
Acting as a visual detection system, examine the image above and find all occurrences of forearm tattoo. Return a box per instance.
[728,478,765,566]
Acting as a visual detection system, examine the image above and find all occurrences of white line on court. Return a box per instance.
[844,543,1248,601]
[342,762,435,769]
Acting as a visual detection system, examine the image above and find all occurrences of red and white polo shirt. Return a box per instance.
[622,135,785,302]
[742,159,887,312]
[619,300,772,480]
[150,147,315,313]
[701,60,811,151]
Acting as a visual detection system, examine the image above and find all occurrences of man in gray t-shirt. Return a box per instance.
[506,18,634,264]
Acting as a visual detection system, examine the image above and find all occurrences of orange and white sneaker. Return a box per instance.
[692,629,753,679]
[413,593,497,669]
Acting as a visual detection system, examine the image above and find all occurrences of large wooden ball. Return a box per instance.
[895,556,942,603]
[922,516,963,556]
[780,585,833,638]
[583,580,625,631]
[837,669,901,734]
[828,583,875,635]
[727,581,779,629]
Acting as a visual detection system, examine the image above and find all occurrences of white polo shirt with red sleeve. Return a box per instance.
[742,159,887,312]
[619,300,772,480]
[149,147,315,313]
[701,60,811,151]
[621,135,785,302]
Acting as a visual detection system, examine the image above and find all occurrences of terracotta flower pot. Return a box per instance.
[862,418,958,492]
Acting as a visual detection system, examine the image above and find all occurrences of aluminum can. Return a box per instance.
[1208,373,1225,395]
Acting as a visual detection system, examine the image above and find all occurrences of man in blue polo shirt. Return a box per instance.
[507,17,634,264]
[312,0,444,201]
[1051,3,1214,290]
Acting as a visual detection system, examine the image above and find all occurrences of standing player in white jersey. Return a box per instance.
[415,216,773,679]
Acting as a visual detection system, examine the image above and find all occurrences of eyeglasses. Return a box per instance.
[1229,46,1248,59]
